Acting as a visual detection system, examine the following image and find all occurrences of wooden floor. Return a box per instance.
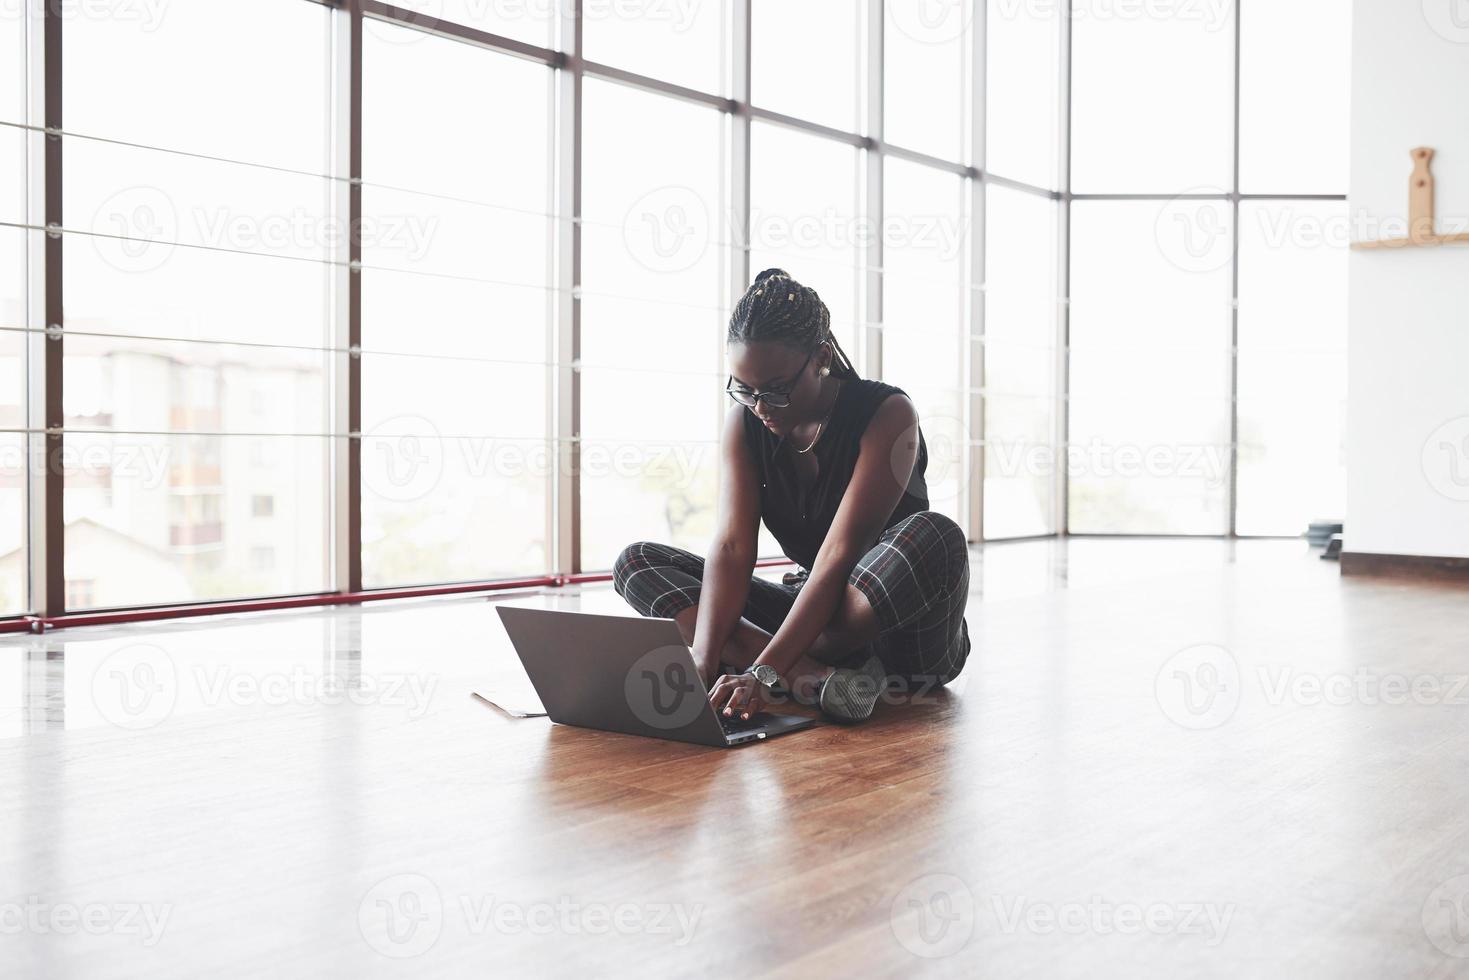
[3,537,1468,978]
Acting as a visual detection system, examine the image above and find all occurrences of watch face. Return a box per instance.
[751,664,780,688]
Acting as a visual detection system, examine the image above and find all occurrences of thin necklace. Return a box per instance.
[794,379,841,454]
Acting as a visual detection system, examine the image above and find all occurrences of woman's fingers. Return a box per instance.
[708,675,738,713]
[708,675,768,718]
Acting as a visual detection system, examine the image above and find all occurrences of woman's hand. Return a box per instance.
[707,670,769,721]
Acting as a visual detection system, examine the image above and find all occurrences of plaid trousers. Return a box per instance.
[611,510,971,686]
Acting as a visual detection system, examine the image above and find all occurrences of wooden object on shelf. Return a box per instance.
[1351,146,1469,249]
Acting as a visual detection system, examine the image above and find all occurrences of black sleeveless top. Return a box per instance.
[742,377,929,572]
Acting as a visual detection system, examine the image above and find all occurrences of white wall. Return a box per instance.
[1346,0,1469,558]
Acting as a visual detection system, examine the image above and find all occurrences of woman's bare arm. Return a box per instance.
[737,393,920,683]
[688,403,764,684]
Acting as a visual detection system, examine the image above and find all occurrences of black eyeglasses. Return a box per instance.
[724,348,816,409]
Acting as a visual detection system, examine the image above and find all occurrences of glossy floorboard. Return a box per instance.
[2,538,1468,978]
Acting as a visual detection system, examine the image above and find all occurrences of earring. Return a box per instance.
[820,366,830,377]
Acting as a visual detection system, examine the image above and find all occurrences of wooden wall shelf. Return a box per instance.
[1350,147,1469,250]
[1352,231,1469,250]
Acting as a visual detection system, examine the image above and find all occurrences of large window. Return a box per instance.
[579,79,724,569]
[0,10,24,614]
[1067,0,1349,535]
[57,0,332,607]
[884,0,972,162]
[881,157,969,527]
[360,24,553,587]
[1235,200,1348,534]
[751,0,861,131]
[1068,201,1233,533]
[983,186,1058,539]
[0,0,1351,618]
[0,227,22,615]
[1070,0,1235,194]
[986,0,1061,190]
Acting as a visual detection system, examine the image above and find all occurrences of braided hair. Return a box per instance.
[727,268,860,380]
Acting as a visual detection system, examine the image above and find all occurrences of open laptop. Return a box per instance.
[494,605,818,748]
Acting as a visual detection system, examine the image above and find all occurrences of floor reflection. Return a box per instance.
[0,537,1316,738]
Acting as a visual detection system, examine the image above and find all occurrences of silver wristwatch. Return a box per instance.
[746,663,782,690]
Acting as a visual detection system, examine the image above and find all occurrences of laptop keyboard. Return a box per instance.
[720,713,767,734]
